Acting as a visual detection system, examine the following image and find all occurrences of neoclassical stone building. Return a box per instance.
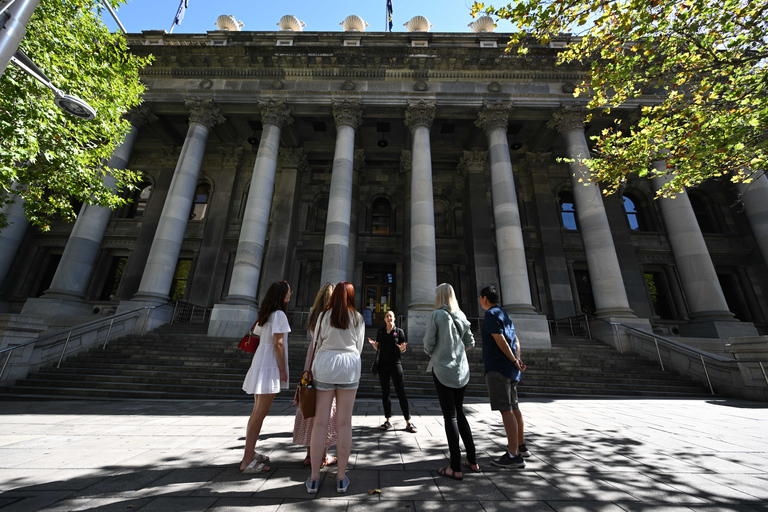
[1,15,767,350]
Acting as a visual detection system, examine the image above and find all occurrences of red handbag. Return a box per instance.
[238,321,260,354]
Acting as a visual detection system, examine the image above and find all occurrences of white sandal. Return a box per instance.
[254,452,270,463]
[241,459,270,474]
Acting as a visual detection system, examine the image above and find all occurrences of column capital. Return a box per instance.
[458,150,488,176]
[475,102,512,133]
[547,105,589,134]
[126,105,157,128]
[404,100,436,130]
[399,150,412,175]
[354,149,366,172]
[258,99,293,128]
[332,100,362,129]
[185,98,226,129]
[277,147,308,172]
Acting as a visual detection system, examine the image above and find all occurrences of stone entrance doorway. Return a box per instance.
[363,266,395,326]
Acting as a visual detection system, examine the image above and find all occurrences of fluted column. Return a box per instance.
[476,103,536,314]
[405,101,437,339]
[225,99,292,304]
[0,188,29,289]
[346,149,364,283]
[651,166,733,320]
[43,108,153,303]
[320,100,361,285]
[737,173,768,268]
[548,106,634,317]
[133,99,224,302]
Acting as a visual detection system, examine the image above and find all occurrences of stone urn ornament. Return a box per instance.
[468,16,496,33]
[403,15,433,32]
[341,15,369,32]
[215,15,244,31]
[278,15,306,31]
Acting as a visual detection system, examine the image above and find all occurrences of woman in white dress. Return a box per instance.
[240,280,292,473]
[306,281,365,494]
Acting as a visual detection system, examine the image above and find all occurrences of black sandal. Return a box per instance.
[405,423,417,433]
[380,420,392,430]
[437,467,463,481]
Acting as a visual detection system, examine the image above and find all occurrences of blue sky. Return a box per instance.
[101,0,508,35]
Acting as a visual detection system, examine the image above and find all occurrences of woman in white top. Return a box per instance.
[240,281,292,473]
[306,281,365,495]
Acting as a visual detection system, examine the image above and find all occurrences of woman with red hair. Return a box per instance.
[306,282,364,495]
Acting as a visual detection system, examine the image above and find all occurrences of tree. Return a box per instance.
[0,0,152,230]
[471,0,768,196]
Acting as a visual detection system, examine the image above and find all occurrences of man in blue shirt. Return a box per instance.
[480,285,529,469]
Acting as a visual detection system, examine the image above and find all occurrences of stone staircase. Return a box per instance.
[0,323,711,400]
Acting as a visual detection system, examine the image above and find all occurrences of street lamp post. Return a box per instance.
[0,0,39,76]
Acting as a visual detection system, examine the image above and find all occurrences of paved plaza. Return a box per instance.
[0,396,767,511]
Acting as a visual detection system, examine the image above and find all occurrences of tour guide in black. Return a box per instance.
[368,310,417,432]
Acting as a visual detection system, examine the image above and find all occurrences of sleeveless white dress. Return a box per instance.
[242,310,291,394]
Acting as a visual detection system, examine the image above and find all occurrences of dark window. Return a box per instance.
[35,254,62,297]
[371,197,391,234]
[644,272,673,319]
[717,272,749,321]
[189,183,210,220]
[100,257,128,301]
[623,195,642,231]
[560,191,578,230]
[313,197,328,232]
[434,199,451,236]
[573,268,595,314]
[169,259,193,301]
[689,192,717,234]
[128,183,152,218]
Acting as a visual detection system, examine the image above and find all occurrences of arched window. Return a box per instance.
[371,197,391,234]
[128,183,152,219]
[623,194,642,231]
[189,183,210,220]
[313,196,328,232]
[688,191,717,234]
[559,191,578,230]
[434,199,451,236]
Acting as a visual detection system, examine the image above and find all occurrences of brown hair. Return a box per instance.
[307,282,334,332]
[256,281,290,326]
[325,281,357,330]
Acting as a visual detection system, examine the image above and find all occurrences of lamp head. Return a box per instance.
[54,93,96,120]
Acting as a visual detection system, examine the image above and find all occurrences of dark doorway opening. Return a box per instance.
[364,266,395,326]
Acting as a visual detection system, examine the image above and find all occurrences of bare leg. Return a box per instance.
[309,389,335,481]
[513,408,524,445]
[499,410,519,455]
[241,393,276,470]
[334,388,357,482]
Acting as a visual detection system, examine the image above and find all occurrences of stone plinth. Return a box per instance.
[508,313,552,349]
[208,303,258,339]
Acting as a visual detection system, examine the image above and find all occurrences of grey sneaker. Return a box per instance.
[305,478,319,494]
[492,452,526,469]
[518,443,531,458]
[337,476,350,493]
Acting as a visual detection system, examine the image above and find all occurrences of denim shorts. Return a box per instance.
[485,371,519,411]
[314,379,359,391]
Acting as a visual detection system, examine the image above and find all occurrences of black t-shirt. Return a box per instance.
[376,326,407,365]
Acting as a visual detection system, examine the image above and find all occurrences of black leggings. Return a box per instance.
[432,372,476,473]
[379,363,411,421]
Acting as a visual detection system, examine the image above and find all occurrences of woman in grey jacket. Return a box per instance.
[423,283,478,480]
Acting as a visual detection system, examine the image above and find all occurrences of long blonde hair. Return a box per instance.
[434,283,460,313]
[307,282,334,331]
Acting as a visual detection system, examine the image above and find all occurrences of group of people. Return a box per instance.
[238,279,530,494]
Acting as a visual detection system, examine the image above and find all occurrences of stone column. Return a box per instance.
[346,149,364,283]
[652,165,757,337]
[132,99,224,303]
[549,106,634,318]
[320,100,362,285]
[737,173,768,268]
[404,101,437,340]
[208,100,292,338]
[257,148,307,300]
[400,150,413,313]
[23,108,153,316]
[476,103,536,313]
[0,189,29,292]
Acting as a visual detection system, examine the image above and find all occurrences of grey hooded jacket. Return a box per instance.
[423,306,475,388]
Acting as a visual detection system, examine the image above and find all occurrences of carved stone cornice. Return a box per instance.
[332,100,362,129]
[126,105,157,128]
[458,150,488,177]
[404,100,436,130]
[475,103,512,133]
[399,150,412,175]
[547,105,588,134]
[354,149,365,172]
[219,145,245,168]
[525,152,552,166]
[258,99,293,128]
[160,145,179,166]
[277,147,308,172]
[185,98,226,129]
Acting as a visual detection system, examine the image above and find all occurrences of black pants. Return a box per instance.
[432,372,476,473]
[379,362,411,421]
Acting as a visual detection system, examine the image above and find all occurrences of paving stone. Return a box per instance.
[133,496,218,511]
[207,497,282,511]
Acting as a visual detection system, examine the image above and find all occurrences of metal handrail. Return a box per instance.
[548,314,591,338]
[1,303,168,381]
[169,300,212,324]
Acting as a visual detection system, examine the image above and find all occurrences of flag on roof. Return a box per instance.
[170,0,189,33]
[387,0,393,32]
